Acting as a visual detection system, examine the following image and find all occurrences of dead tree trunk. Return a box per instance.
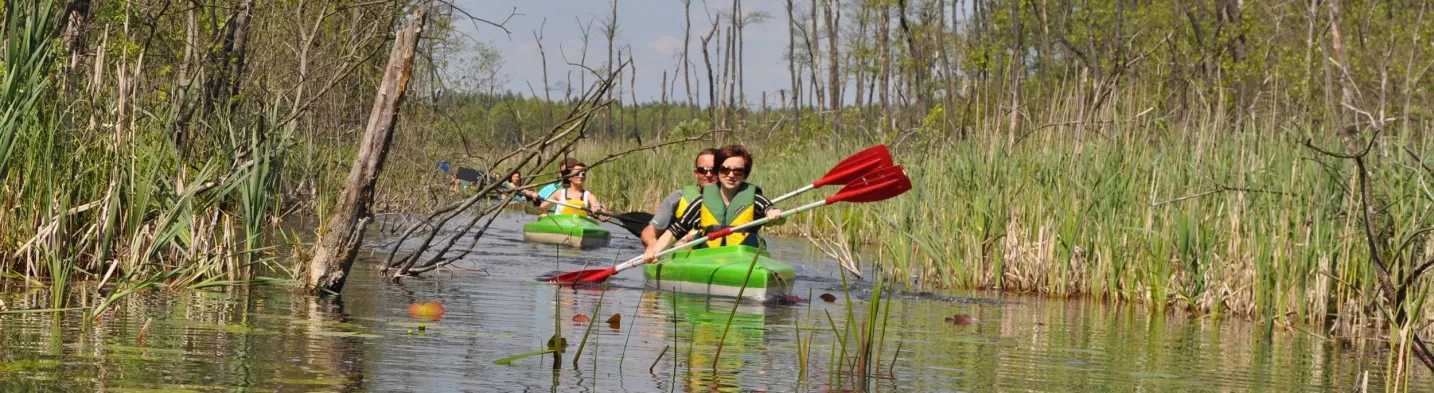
[825,0,840,139]
[878,1,890,130]
[308,5,429,295]
[786,0,800,137]
[62,0,91,73]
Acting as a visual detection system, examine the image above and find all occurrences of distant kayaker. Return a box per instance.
[640,147,719,247]
[505,171,540,201]
[539,161,610,219]
[642,145,783,263]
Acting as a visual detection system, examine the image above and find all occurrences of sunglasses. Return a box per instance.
[718,166,747,176]
[694,166,716,175]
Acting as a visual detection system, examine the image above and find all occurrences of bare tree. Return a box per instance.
[308,5,429,295]
[871,0,883,129]
[787,0,801,137]
[683,0,696,118]
[825,0,840,138]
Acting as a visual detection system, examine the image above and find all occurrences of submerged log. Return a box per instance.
[308,5,429,295]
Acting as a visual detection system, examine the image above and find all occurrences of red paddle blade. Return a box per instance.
[547,267,617,283]
[826,165,912,204]
[812,145,894,188]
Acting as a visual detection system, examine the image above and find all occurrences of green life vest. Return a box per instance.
[697,183,760,248]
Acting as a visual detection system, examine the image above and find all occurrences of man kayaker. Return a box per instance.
[532,158,580,206]
[640,148,719,247]
[641,144,783,263]
[539,160,611,219]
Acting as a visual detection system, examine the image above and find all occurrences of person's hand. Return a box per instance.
[765,208,783,221]
[641,248,659,264]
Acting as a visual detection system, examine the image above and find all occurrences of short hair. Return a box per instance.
[694,148,719,166]
[714,145,753,172]
[562,157,581,169]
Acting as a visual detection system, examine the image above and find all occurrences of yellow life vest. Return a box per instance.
[696,183,761,248]
[554,189,590,216]
[673,185,701,239]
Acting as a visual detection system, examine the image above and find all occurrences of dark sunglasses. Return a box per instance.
[694,166,716,175]
[718,166,747,176]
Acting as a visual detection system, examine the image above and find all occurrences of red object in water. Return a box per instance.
[407,301,446,321]
[572,314,590,322]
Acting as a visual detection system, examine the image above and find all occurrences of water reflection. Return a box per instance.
[0,209,1429,392]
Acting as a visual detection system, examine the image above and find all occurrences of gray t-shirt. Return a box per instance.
[650,190,685,230]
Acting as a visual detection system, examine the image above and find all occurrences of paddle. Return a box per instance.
[547,165,912,284]
[769,144,893,204]
[540,199,654,238]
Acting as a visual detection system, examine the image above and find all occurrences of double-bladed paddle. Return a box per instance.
[546,165,912,284]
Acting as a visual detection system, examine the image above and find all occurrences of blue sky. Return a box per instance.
[449,0,794,106]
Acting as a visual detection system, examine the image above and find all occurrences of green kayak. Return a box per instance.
[643,245,796,301]
[522,214,611,249]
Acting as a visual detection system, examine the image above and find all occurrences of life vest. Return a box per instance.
[696,183,761,248]
[672,185,702,238]
[553,189,590,216]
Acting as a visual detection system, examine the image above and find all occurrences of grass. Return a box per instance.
[571,116,1434,342]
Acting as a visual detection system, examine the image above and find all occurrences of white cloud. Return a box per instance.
[647,35,683,56]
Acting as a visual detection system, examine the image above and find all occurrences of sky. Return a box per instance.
[448,0,794,107]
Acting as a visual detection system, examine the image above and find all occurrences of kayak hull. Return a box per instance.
[642,245,795,301]
[522,214,611,249]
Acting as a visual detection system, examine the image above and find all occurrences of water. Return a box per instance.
[1,209,1427,392]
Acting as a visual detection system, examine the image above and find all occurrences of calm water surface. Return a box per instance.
[1,209,1427,392]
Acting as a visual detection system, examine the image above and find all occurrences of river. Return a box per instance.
[0,208,1425,392]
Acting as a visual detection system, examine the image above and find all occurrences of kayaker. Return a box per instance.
[641,145,783,263]
[640,148,719,247]
[505,171,540,202]
[532,158,580,206]
[539,161,610,219]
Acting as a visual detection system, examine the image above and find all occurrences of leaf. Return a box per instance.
[494,349,557,366]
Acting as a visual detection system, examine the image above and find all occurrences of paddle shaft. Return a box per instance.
[610,198,829,272]
[543,199,607,216]
[769,184,814,204]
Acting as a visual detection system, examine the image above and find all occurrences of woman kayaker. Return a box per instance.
[539,161,610,219]
[642,145,782,263]
[505,171,540,202]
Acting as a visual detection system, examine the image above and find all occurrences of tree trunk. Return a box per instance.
[1006,0,1020,137]
[810,0,824,113]
[62,0,91,73]
[787,0,801,138]
[826,0,841,139]
[684,0,696,118]
[878,1,890,130]
[702,18,719,127]
[308,5,428,295]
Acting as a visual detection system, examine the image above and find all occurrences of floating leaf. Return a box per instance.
[606,313,621,324]
[819,293,836,302]
[407,301,446,321]
[944,314,978,325]
[572,314,589,322]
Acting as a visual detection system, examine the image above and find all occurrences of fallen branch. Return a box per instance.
[1150,184,1292,207]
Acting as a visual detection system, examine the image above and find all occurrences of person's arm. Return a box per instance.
[538,191,559,212]
[644,200,701,263]
[642,191,683,247]
[755,189,785,224]
[586,193,609,219]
